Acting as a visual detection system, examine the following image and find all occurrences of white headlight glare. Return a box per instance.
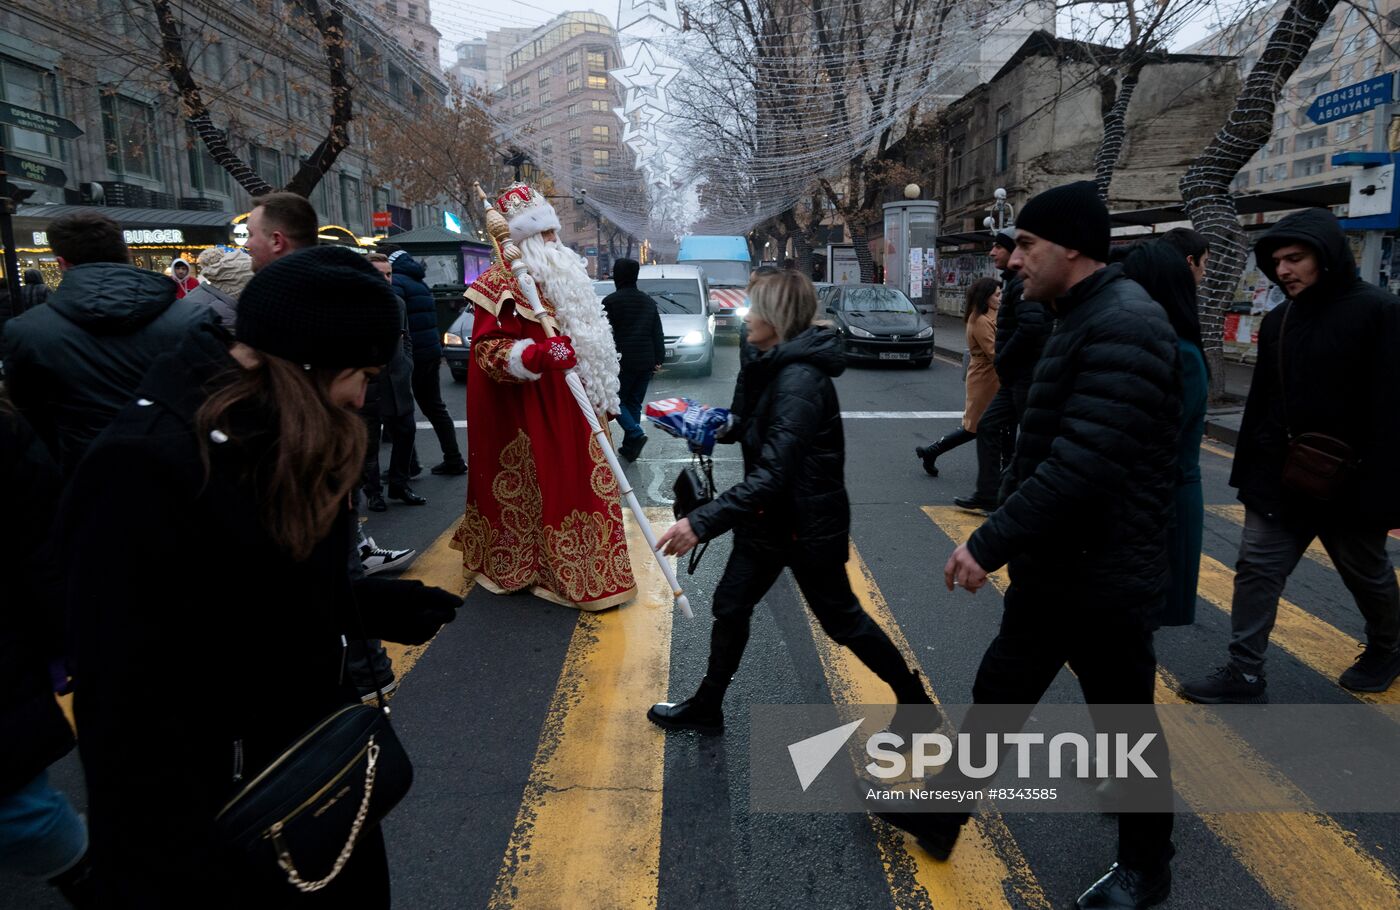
[736,306,750,318]
[680,330,705,346]
[443,332,464,346]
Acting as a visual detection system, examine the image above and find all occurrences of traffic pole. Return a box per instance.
[1360,102,1391,285]
[0,150,22,306]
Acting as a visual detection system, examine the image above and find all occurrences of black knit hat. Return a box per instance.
[236,246,401,368]
[992,229,1017,253]
[1014,181,1110,263]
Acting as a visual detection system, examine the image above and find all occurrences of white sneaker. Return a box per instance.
[360,538,416,575]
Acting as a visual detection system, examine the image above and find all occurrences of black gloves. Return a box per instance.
[353,577,462,645]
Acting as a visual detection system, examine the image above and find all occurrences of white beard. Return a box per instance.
[518,235,621,415]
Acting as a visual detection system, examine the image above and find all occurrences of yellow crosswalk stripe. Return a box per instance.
[487,508,676,910]
[382,524,474,677]
[798,543,1050,910]
[1206,504,1400,584]
[921,505,1400,909]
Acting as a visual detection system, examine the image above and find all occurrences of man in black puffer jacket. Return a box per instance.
[387,248,467,476]
[602,258,664,461]
[1,211,214,474]
[1182,209,1400,704]
[895,183,1179,910]
[647,272,933,738]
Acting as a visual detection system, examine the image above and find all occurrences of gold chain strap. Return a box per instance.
[270,739,380,893]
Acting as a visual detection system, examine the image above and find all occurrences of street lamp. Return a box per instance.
[983,187,1013,234]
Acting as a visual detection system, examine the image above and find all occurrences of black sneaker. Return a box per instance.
[1076,861,1171,909]
[1339,644,1400,692]
[431,457,468,476]
[952,495,995,515]
[358,674,400,704]
[360,538,416,576]
[1179,665,1267,704]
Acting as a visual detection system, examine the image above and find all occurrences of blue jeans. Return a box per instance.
[617,370,653,445]
[0,771,87,879]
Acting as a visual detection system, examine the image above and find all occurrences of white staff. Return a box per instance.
[474,184,693,619]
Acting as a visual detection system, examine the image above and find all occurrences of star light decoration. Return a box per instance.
[615,0,685,240]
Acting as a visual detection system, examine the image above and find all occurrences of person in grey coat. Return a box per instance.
[182,247,253,330]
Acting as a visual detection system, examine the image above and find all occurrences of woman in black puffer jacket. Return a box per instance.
[648,271,933,736]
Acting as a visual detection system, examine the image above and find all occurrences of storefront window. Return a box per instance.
[340,174,364,230]
[188,129,230,195]
[251,145,282,188]
[101,94,161,178]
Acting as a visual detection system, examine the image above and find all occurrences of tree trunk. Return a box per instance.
[1093,60,1144,202]
[282,0,353,197]
[848,218,875,284]
[1180,0,1338,402]
[780,207,814,276]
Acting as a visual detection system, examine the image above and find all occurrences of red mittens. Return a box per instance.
[522,336,578,373]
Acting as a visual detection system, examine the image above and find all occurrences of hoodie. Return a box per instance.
[1234,208,1400,526]
[0,262,215,472]
[688,326,851,559]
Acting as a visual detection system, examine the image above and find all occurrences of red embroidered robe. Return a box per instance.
[450,262,636,610]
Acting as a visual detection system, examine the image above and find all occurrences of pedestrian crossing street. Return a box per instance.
[388,497,1400,909]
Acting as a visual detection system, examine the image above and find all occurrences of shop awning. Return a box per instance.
[15,204,235,229]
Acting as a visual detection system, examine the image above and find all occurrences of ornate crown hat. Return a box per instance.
[494,182,561,242]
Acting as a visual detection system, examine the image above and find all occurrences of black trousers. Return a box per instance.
[362,407,415,494]
[973,387,1016,502]
[411,357,461,462]
[705,543,916,693]
[950,585,1175,870]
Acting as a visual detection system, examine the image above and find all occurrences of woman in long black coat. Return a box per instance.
[61,247,461,908]
[647,270,934,735]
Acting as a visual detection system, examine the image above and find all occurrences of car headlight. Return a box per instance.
[847,324,874,338]
[680,330,705,346]
[443,332,464,346]
[736,306,749,318]
[914,325,933,339]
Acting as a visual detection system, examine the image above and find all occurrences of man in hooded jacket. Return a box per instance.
[1,211,214,474]
[1182,208,1400,703]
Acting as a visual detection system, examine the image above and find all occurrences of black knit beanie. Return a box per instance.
[236,246,401,368]
[1014,181,1111,264]
[992,229,1017,253]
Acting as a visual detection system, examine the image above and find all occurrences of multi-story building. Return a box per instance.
[1184,0,1396,198]
[0,0,451,287]
[447,38,488,91]
[376,0,441,69]
[484,28,533,95]
[496,11,636,272]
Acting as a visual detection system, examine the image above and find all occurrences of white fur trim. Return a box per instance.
[507,338,542,381]
[508,202,562,242]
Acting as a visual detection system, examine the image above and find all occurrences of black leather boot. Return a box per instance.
[648,677,726,735]
[914,439,948,477]
[1076,862,1171,908]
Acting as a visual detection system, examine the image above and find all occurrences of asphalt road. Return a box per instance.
[11,335,1400,909]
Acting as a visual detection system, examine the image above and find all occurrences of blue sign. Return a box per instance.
[442,211,462,234]
[1307,73,1394,125]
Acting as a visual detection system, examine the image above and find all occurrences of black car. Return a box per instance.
[818,284,934,368]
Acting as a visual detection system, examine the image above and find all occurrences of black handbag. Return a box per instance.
[1276,303,1356,502]
[212,586,412,893]
[672,455,716,573]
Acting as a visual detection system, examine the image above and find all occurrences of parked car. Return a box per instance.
[444,305,474,382]
[594,264,716,376]
[817,284,934,368]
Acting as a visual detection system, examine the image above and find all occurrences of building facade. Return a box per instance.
[1185,0,1398,198]
[0,0,451,287]
[496,11,636,271]
[934,32,1239,233]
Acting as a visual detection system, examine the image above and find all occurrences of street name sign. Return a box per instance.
[3,153,67,187]
[1307,73,1395,125]
[0,101,82,140]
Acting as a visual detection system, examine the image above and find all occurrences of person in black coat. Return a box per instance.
[1182,208,1400,704]
[601,258,664,461]
[61,247,462,908]
[648,270,934,736]
[0,399,92,906]
[947,229,1050,510]
[1,211,215,474]
[903,183,1179,910]
[386,248,467,477]
[19,268,50,313]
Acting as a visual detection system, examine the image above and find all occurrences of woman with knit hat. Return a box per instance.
[184,246,254,329]
[61,246,462,907]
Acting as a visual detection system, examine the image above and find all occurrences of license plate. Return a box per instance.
[879,352,910,361]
